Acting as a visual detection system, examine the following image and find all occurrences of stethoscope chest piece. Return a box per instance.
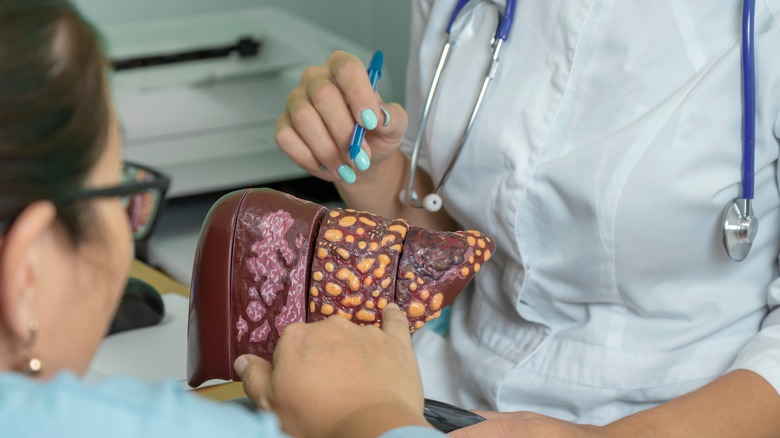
[722,197,758,262]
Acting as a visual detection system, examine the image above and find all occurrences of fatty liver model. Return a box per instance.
[187,188,494,387]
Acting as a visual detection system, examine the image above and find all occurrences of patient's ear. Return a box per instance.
[0,201,57,341]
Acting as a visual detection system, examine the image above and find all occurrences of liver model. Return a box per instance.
[187,188,494,387]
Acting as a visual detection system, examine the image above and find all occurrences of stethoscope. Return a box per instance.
[401,0,516,213]
[402,0,759,262]
[723,0,758,262]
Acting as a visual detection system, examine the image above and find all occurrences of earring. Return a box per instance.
[23,320,43,376]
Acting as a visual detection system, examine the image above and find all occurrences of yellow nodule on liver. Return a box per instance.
[338,216,357,227]
[325,282,342,296]
[408,301,426,317]
[430,293,444,311]
[356,309,376,322]
[324,229,344,242]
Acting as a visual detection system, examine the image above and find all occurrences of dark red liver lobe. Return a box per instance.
[395,228,494,332]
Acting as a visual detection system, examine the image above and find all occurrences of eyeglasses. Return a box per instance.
[0,162,169,241]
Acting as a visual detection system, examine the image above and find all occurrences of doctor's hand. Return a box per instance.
[450,411,608,438]
[276,50,408,185]
[234,304,432,438]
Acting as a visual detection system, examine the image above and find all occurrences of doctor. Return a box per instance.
[276,0,780,436]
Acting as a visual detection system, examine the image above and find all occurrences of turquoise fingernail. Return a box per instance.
[381,108,391,126]
[337,164,357,184]
[361,108,378,130]
[354,149,371,171]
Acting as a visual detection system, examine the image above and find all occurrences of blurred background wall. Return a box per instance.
[74,0,412,103]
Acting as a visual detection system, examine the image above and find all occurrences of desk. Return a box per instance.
[130,259,245,402]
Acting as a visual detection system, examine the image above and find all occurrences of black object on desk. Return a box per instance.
[112,36,262,71]
[422,398,486,432]
[108,277,165,335]
[225,397,485,433]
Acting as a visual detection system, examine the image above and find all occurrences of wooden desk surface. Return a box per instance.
[130,260,246,402]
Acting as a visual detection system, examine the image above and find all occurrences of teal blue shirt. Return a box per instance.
[0,372,444,437]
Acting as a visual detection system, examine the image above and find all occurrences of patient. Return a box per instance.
[0,1,438,436]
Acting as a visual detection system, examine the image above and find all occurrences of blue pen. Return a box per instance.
[348,50,384,162]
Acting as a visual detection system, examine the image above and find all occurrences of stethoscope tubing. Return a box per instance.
[446,0,515,41]
[405,42,452,209]
[405,0,517,211]
[721,0,758,262]
[741,0,756,200]
[433,37,505,195]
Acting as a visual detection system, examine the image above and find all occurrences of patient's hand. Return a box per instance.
[235,304,432,438]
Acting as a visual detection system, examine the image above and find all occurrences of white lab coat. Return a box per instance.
[405,0,780,425]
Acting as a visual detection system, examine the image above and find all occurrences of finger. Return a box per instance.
[380,303,413,350]
[234,354,273,410]
[306,75,355,150]
[275,113,337,182]
[363,101,408,160]
[376,101,407,136]
[470,410,536,421]
[368,91,407,138]
[470,409,509,420]
[448,422,496,438]
[448,417,521,438]
[328,51,382,132]
[286,90,351,180]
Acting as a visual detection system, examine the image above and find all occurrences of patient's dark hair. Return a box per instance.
[0,0,109,244]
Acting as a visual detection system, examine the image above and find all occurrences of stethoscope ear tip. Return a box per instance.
[424,193,443,212]
[400,189,443,212]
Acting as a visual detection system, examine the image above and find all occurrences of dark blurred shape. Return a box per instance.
[422,398,486,433]
[108,277,165,335]
[112,36,262,71]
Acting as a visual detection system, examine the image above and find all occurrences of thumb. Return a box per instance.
[234,354,273,410]
[471,410,537,420]
[373,101,407,139]
[380,303,413,350]
[470,409,508,420]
